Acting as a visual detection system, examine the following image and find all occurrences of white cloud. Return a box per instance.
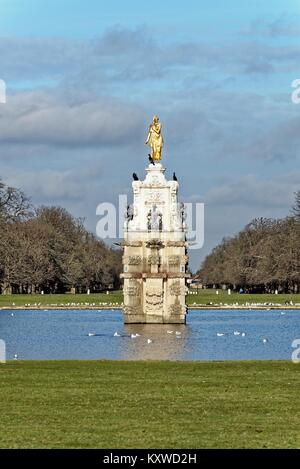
[205,173,300,208]
[0,90,144,146]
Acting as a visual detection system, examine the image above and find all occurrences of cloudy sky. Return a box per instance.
[0,0,299,271]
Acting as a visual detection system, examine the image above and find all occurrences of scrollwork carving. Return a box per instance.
[124,281,141,296]
[145,288,163,312]
[124,305,141,315]
[148,255,160,265]
[170,281,183,296]
[169,255,180,266]
[169,303,183,315]
[128,255,142,265]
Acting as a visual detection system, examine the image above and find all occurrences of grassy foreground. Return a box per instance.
[0,360,300,448]
[0,290,299,309]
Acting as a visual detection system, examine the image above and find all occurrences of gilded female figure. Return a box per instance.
[145,116,164,162]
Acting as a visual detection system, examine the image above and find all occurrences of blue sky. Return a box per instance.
[1,0,299,39]
[0,0,299,270]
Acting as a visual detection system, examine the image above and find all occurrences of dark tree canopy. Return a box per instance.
[0,179,122,294]
[198,193,300,293]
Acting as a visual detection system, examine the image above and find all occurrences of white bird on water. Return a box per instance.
[14,354,18,360]
[175,331,181,336]
[113,332,120,337]
[167,330,173,334]
[234,331,241,336]
[88,333,96,337]
[11,312,14,317]
[217,333,224,337]
[241,332,246,337]
[131,334,137,339]
[147,339,153,344]
[262,338,268,344]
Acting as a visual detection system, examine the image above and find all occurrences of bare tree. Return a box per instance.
[0,181,122,294]
[292,191,300,221]
[0,179,32,222]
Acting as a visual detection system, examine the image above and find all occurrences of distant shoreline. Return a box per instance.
[0,305,299,311]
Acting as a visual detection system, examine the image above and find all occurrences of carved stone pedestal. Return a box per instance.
[121,163,189,324]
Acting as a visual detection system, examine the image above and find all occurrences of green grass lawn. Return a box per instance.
[0,290,299,308]
[0,360,300,448]
[186,290,300,306]
[0,291,124,308]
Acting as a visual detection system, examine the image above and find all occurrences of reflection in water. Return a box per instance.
[0,308,299,360]
[123,324,189,360]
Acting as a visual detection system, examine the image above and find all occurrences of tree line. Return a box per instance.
[0,179,122,294]
[198,192,300,293]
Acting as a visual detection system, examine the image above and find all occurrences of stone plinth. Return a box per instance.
[121,163,189,324]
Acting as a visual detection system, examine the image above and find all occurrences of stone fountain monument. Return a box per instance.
[120,116,189,324]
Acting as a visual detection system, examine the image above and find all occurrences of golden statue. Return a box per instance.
[145,115,164,162]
